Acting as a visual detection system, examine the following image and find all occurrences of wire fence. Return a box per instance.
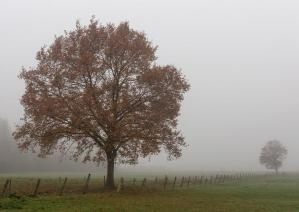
[0,172,263,197]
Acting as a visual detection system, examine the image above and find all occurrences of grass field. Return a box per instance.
[1,174,299,211]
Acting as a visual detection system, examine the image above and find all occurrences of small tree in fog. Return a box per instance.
[13,18,190,189]
[0,118,14,171]
[259,140,287,174]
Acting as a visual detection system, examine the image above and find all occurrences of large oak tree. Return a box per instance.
[14,18,190,188]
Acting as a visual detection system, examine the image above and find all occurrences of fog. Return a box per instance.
[1,0,299,172]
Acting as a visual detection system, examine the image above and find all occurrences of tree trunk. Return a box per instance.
[105,152,116,189]
[275,167,278,175]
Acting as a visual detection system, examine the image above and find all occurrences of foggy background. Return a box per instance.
[0,0,299,172]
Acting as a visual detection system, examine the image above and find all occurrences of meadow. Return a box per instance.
[0,173,299,211]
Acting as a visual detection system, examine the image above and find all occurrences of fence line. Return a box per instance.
[0,172,271,196]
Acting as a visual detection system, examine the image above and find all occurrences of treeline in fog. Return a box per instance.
[0,118,100,172]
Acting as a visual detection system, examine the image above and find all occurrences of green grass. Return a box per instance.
[1,175,299,211]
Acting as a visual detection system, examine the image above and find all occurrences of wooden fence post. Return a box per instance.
[180,177,184,187]
[117,177,124,192]
[172,177,177,189]
[121,177,125,190]
[83,173,91,194]
[142,178,147,188]
[187,176,191,187]
[7,179,11,195]
[199,176,203,185]
[33,179,41,197]
[205,177,209,185]
[103,175,106,186]
[163,176,168,190]
[155,177,158,185]
[2,179,9,197]
[117,178,121,192]
[59,177,68,196]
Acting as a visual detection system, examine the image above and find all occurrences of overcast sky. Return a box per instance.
[1,0,299,171]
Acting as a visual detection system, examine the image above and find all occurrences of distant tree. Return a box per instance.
[0,119,11,151]
[259,140,287,174]
[0,118,16,171]
[13,18,190,189]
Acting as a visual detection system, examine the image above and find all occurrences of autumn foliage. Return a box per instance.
[14,18,190,188]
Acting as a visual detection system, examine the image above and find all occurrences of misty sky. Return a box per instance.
[1,0,299,171]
